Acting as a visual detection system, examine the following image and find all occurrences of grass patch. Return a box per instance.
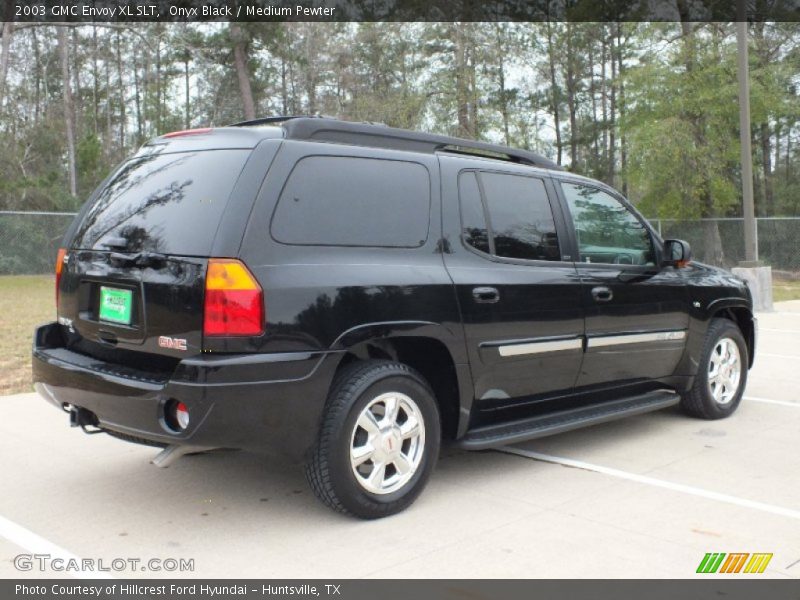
[773,279,800,303]
[0,275,54,395]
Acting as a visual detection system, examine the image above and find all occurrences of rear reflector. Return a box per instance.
[203,259,264,337]
[162,127,212,138]
[55,247,66,308]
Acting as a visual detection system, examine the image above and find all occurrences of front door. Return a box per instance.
[440,156,584,416]
[555,179,690,389]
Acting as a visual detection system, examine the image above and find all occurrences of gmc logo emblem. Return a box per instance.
[158,336,187,351]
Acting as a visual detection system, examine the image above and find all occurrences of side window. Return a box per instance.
[271,156,430,247]
[458,170,560,261]
[458,172,490,254]
[561,182,655,266]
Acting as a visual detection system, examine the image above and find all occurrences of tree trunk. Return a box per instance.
[132,45,142,143]
[0,21,14,110]
[546,22,563,165]
[58,27,77,197]
[184,55,191,129]
[565,23,578,169]
[230,23,256,120]
[454,23,471,137]
[588,39,600,172]
[760,122,772,216]
[71,28,80,136]
[155,34,162,133]
[617,24,628,196]
[116,31,126,149]
[91,25,99,135]
[280,55,288,115]
[495,26,510,146]
[601,31,608,173]
[32,27,41,123]
[608,28,617,186]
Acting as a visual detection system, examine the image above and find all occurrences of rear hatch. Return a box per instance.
[58,145,253,364]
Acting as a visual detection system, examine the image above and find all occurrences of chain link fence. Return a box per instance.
[651,217,800,275]
[1,211,799,276]
[0,211,77,275]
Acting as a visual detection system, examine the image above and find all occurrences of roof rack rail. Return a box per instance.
[280,117,562,170]
[228,115,321,127]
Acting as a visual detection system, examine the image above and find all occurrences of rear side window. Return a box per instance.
[271,156,430,247]
[458,172,490,254]
[71,149,250,255]
[458,170,560,261]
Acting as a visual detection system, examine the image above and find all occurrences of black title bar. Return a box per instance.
[4,0,800,22]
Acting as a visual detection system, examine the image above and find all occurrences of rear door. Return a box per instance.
[554,178,690,388]
[58,145,258,359]
[440,156,584,415]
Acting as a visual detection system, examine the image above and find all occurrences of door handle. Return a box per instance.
[472,286,500,304]
[591,286,613,302]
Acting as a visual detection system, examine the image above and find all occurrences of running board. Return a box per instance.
[457,390,681,450]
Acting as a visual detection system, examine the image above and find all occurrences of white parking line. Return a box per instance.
[758,328,800,334]
[497,447,800,521]
[0,514,113,579]
[745,396,799,407]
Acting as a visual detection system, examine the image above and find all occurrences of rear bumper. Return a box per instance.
[32,322,343,463]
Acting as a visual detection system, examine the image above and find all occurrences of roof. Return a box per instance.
[278,117,563,170]
[147,117,563,171]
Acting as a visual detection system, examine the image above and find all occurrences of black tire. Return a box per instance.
[305,360,441,519]
[680,318,748,420]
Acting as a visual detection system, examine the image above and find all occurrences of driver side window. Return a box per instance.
[561,182,655,266]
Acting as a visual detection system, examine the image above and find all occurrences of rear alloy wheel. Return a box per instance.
[305,360,440,519]
[349,392,426,495]
[680,318,748,419]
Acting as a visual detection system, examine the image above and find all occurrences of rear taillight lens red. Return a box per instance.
[55,248,66,309]
[203,259,264,337]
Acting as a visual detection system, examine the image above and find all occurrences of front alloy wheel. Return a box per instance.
[681,318,748,419]
[707,337,742,405]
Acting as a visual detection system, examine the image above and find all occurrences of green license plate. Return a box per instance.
[98,286,133,325]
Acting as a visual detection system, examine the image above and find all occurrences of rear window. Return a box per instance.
[271,156,430,247]
[71,149,250,255]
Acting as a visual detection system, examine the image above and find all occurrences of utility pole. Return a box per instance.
[736,4,757,262]
[731,0,773,310]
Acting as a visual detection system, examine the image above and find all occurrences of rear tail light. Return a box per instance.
[203,259,264,337]
[55,247,66,308]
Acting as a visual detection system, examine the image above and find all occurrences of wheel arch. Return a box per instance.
[330,329,471,441]
[706,300,756,368]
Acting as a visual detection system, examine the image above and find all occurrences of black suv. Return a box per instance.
[33,117,755,519]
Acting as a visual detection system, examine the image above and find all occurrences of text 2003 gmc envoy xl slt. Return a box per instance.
[33,117,755,518]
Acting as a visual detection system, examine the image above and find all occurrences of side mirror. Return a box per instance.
[663,239,692,268]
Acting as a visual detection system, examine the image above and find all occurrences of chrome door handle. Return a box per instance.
[591,286,613,302]
[472,287,500,304]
